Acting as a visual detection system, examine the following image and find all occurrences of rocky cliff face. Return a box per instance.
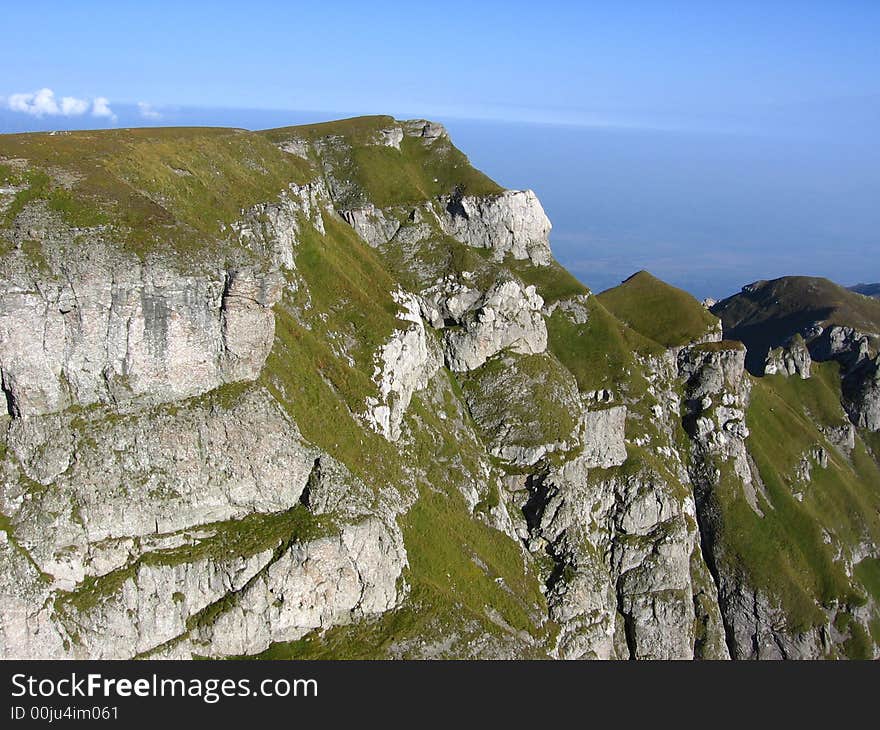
[0,246,282,418]
[1,117,877,659]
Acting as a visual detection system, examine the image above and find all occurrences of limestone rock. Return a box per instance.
[234,180,331,268]
[402,119,448,143]
[2,387,316,589]
[842,356,880,432]
[765,335,812,378]
[581,406,627,469]
[821,422,856,454]
[418,275,482,329]
[524,456,724,660]
[0,256,282,418]
[444,279,547,372]
[341,205,400,248]
[460,352,581,466]
[811,325,872,370]
[544,294,591,324]
[439,190,552,266]
[188,517,406,658]
[375,126,404,149]
[678,344,748,401]
[364,290,442,441]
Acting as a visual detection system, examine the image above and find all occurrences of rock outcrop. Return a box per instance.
[165,517,406,659]
[764,335,812,378]
[581,406,628,469]
[0,384,407,659]
[235,180,332,268]
[340,205,400,248]
[519,449,727,660]
[811,325,872,370]
[443,279,547,372]
[843,356,880,431]
[0,251,282,418]
[365,290,442,441]
[440,190,552,266]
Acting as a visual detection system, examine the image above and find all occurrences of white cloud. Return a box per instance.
[137,101,161,120]
[9,88,60,116]
[91,97,116,121]
[5,88,116,122]
[60,96,90,116]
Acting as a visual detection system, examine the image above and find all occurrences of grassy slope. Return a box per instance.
[547,295,661,395]
[715,363,880,647]
[459,352,580,455]
[597,270,718,348]
[255,211,551,656]
[262,115,502,209]
[0,119,550,658]
[0,127,314,256]
[849,283,880,299]
[716,276,880,335]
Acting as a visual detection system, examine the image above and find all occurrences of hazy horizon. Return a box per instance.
[2,106,876,299]
[2,0,877,299]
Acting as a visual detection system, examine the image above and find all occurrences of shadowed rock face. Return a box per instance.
[713,277,880,435]
[712,276,880,375]
[843,356,880,431]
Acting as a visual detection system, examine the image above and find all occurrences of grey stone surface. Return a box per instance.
[439,190,552,266]
[0,252,281,418]
[443,279,547,372]
[765,335,812,378]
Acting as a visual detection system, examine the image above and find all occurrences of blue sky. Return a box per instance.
[2,0,878,132]
[1,1,878,296]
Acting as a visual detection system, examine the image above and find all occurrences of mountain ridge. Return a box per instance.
[850,283,880,299]
[0,117,878,659]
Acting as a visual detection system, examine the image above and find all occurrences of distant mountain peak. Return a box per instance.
[849,282,880,298]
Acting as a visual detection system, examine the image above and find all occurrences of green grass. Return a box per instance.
[0,161,22,185]
[505,258,589,306]
[56,506,328,615]
[710,372,880,632]
[402,487,545,635]
[714,275,880,347]
[260,215,407,488]
[377,227,498,293]
[864,429,880,468]
[263,303,401,491]
[246,370,553,659]
[460,352,580,454]
[546,295,660,394]
[292,215,400,374]
[1,169,50,228]
[263,115,502,209]
[689,339,746,353]
[0,126,314,255]
[46,187,109,228]
[854,558,880,603]
[597,270,718,348]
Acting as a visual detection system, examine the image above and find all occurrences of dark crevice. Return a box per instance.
[615,582,637,660]
[1,374,17,418]
[522,471,551,534]
[688,463,740,659]
[300,457,322,509]
[445,184,469,219]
